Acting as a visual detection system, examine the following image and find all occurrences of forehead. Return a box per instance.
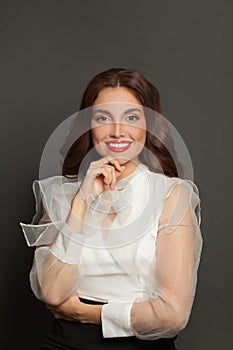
[94,87,142,106]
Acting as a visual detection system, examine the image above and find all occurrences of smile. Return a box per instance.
[105,142,132,152]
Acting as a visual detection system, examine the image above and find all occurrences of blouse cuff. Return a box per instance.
[101,300,135,338]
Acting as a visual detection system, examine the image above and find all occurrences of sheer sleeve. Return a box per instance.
[101,179,203,339]
[129,179,203,339]
[19,177,83,305]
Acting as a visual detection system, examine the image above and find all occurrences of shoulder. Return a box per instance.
[145,168,200,201]
[32,175,82,200]
[33,175,81,188]
[31,176,83,221]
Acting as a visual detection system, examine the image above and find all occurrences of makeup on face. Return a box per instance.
[91,88,146,161]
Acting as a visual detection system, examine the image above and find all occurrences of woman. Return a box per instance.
[20,68,203,350]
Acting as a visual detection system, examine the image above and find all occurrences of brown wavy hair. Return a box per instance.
[61,68,183,179]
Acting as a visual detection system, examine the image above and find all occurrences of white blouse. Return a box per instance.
[20,163,203,340]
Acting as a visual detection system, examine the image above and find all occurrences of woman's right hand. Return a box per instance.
[76,156,125,205]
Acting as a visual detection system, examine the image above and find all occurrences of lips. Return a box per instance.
[105,141,132,152]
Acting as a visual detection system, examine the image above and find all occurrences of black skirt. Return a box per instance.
[40,298,178,350]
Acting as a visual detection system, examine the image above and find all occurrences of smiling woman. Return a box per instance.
[61,70,183,179]
[20,68,203,350]
[90,88,146,166]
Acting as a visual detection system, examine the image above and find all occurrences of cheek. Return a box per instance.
[129,127,146,142]
[129,117,146,142]
[91,126,109,144]
[139,128,146,139]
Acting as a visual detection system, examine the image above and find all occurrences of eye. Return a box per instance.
[126,115,140,122]
[94,115,110,123]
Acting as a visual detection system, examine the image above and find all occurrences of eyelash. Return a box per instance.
[95,116,109,122]
[127,115,140,121]
[94,115,140,122]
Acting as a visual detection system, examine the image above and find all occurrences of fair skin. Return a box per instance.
[46,87,147,324]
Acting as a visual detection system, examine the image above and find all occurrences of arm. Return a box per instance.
[21,158,125,307]
[45,294,103,324]
[20,178,87,306]
[37,191,88,305]
[100,180,203,338]
[39,157,125,305]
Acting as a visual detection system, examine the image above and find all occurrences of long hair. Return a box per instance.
[61,68,183,178]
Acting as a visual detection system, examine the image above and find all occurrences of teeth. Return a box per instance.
[108,143,130,148]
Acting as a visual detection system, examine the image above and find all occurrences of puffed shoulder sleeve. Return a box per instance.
[129,179,203,339]
[19,177,83,305]
[101,178,203,339]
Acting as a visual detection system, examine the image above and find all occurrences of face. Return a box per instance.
[91,87,146,165]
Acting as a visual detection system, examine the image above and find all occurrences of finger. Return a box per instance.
[101,162,124,183]
[54,312,74,321]
[92,155,113,167]
[53,314,71,321]
[115,165,125,178]
[106,158,124,172]
[110,166,117,189]
[63,317,74,321]
[103,162,125,184]
[90,157,124,174]
[91,158,125,185]
[96,168,111,187]
[104,166,115,189]
[103,167,114,188]
[104,165,117,189]
[99,156,123,171]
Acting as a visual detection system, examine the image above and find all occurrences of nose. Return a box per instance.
[109,122,125,138]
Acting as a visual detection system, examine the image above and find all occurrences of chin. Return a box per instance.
[113,156,139,165]
[113,157,129,165]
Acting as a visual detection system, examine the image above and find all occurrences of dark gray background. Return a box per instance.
[1,0,232,349]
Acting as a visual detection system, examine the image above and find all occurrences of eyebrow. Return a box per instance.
[92,108,142,116]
